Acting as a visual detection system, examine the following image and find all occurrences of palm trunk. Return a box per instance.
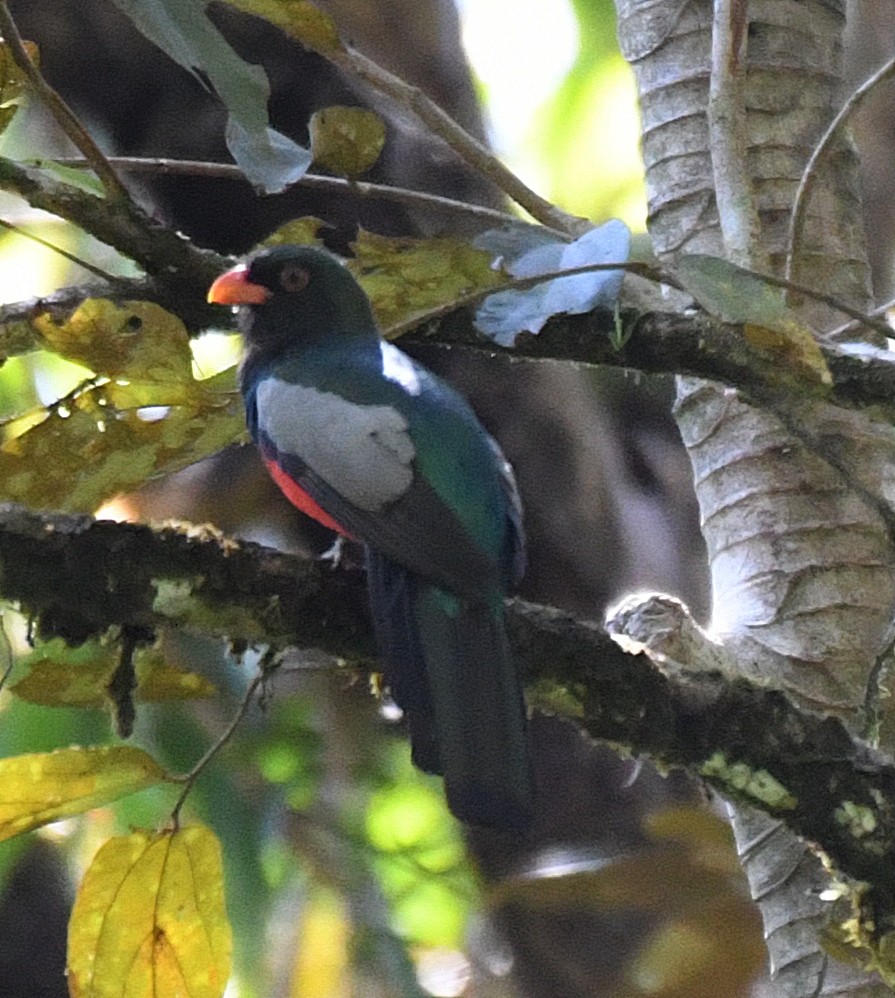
[615,0,895,993]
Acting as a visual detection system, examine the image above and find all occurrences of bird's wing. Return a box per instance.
[249,375,504,599]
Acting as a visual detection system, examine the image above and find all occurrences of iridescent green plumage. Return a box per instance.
[210,245,533,827]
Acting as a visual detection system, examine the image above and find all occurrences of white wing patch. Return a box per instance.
[256,378,415,510]
[380,341,422,395]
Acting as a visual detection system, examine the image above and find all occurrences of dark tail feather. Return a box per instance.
[368,549,533,828]
[366,548,441,774]
[414,584,534,830]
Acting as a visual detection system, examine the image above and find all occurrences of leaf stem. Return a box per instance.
[0,2,130,202]
[169,664,268,827]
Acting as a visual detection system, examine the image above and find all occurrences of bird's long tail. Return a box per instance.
[367,549,533,829]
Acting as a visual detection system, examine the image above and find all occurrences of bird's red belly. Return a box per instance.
[264,458,352,537]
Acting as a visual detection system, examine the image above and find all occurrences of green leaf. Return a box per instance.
[264,216,330,247]
[11,642,216,707]
[33,299,192,382]
[309,106,386,178]
[673,254,832,386]
[26,159,106,197]
[108,0,310,193]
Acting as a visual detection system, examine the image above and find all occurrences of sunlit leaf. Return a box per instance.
[673,254,832,386]
[350,230,504,334]
[0,746,167,842]
[0,376,244,511]
[109,0,310,193]
[67,825,232,998]
[220,0,343,54]
[309,106,386,178]
[33,299,192,382]
[475,219,630,344]
[366,778,473,947]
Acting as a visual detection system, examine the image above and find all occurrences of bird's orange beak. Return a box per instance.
[207,264,270,305]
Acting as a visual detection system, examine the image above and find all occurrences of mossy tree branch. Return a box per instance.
[1,500,895,929]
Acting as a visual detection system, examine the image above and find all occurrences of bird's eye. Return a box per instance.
[279,264,310,294]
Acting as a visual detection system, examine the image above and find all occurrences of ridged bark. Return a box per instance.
[615,0,895,994]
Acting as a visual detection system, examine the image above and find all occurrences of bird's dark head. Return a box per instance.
[207,245,377,351]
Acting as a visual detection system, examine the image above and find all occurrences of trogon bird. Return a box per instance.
[207,245,534,829]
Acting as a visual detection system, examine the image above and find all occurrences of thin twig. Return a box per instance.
[328,46,590,238]
[0,2,130,202]
[708,0,765,269]
[0,217,119,282]
[169,666,268,826]
[827,298,895,342]
[786,54,895,282]
[48,156,570,239]
[721,267,894,340]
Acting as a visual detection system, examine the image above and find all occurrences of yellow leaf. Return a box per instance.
[33,299,193,383]
[11,650,216,707]
[221,0,342,53]
[11,657,112,707]
[264,216,330,247]
[68,825,233,998]
[0,377,245,511]
[309,106,385,178]
[350,230,504,334]
[136,656,217,702]
[0,746,167,843]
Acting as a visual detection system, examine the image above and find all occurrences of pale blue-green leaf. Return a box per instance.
[109,0,311,192]
[475,220,630,345]
[107,0,207,79]
[473,224,565,262]
[225,119,313,194]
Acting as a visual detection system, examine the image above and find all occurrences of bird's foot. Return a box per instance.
[318,534,346,568]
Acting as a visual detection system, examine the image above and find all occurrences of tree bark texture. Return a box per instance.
[616,0,894,994]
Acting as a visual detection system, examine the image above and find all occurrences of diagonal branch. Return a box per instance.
[0,156,227,298]
[0,2,130,202]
